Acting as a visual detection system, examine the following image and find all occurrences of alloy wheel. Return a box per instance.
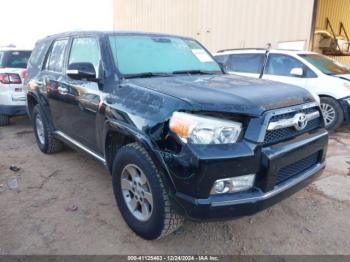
[35,115,45,145]
[320,103,336,127]
[121,164,153,222]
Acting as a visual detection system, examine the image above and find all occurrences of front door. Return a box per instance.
[59,37,103,151]
[262,54,315,88]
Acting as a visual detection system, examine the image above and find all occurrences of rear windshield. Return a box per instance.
[0,50,32,68]
[108,35,221,76]
[299,53,350,75]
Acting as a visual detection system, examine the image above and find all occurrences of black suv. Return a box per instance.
[26,31,328,240]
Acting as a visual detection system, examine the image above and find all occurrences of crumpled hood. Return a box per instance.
[127,74,315,116]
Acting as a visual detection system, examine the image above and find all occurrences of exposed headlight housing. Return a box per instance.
[169,112,242,144]
[211,174,256,195]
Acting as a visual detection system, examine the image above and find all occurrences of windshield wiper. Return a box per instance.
[123,72,172,79]
[171,70,219,75]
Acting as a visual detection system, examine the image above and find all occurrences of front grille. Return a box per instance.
[264,107,322,145]
[275,152,319,185]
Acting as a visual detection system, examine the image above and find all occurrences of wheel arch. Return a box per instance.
[319,95,346,120]
[104,120,177,193]
[26,92,38,119]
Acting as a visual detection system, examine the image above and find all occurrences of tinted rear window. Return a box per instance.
[27,41,48,70]
[1,51,31,68]
[227,53,265,73]
[44,39,69,72]
[0,52,4,65]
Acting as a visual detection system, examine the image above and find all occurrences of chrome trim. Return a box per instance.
[267,111,320,131]
[211,162,325,207]
[55,131,106,164]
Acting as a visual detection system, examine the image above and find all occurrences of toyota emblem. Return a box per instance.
[294,113,308,131]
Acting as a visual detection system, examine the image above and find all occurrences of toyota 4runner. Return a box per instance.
[25,31,328,240]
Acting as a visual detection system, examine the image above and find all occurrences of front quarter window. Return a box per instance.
[108,35,221,77]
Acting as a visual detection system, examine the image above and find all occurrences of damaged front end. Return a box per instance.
[146,102,328,221]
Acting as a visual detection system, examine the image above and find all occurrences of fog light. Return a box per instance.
[214,180,230,194]
[211,174,255,195]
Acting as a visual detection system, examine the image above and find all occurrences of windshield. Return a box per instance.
[299,53,350,75]
[108,35,221,77]
[0,50,31,69]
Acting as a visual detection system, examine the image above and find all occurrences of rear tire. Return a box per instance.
[112,143,184,240]
[320,97,344,131]
[32,105,63,154]
[0,114,10,126]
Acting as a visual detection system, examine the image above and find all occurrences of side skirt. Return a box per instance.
[55,131,106,165]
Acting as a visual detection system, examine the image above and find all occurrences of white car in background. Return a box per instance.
[214,49,350,130]
[0,48,31,126]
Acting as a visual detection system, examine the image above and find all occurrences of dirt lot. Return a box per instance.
[0,116,349,255]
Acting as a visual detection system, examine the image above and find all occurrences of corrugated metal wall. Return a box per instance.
[316,0,350,31]
[315,0,350,66]
[114,0,315,52]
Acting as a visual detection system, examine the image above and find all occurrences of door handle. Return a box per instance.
[57,86,68,95]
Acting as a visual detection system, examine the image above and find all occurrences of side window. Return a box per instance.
[45,39,69,72]
[227,53,265,74]
[0,52,4,67]
[68,37,101,72]
[28,41,47,70]
[265,54,316,78]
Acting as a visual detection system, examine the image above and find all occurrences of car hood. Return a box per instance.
[127,74,315,116]
[335,74,350,81]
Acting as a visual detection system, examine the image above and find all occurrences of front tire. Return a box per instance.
[320,97,344,131]
[32,105,63,154]
[112,143,184,240]
[0,114,10,126]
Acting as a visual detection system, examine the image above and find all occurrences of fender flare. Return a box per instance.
[104,119,177,193]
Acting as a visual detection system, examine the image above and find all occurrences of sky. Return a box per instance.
[0,0,113,49]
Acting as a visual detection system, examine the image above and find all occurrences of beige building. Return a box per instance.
[114,0,350,65]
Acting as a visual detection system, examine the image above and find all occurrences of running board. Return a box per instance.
[55,131,106,164]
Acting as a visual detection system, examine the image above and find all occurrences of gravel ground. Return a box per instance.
[0,116,349,255]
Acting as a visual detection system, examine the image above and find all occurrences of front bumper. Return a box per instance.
[168,129,328,221]
[339,97,350,123]
[0,105,27,116]
[173,162,324,220]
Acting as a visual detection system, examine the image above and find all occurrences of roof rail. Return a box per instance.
[216,48,267,53]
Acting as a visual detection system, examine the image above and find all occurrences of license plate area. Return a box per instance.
[258,132,327,192]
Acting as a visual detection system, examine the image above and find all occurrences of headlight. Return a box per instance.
[211,174,256,195]
[169,112,242,144]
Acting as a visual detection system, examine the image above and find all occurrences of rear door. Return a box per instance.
[225,53,265,78]
[43,38,71,132]
[262,53,316,88]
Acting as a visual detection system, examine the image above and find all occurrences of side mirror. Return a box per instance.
[67,62,97,81]
[290,67,304,77]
